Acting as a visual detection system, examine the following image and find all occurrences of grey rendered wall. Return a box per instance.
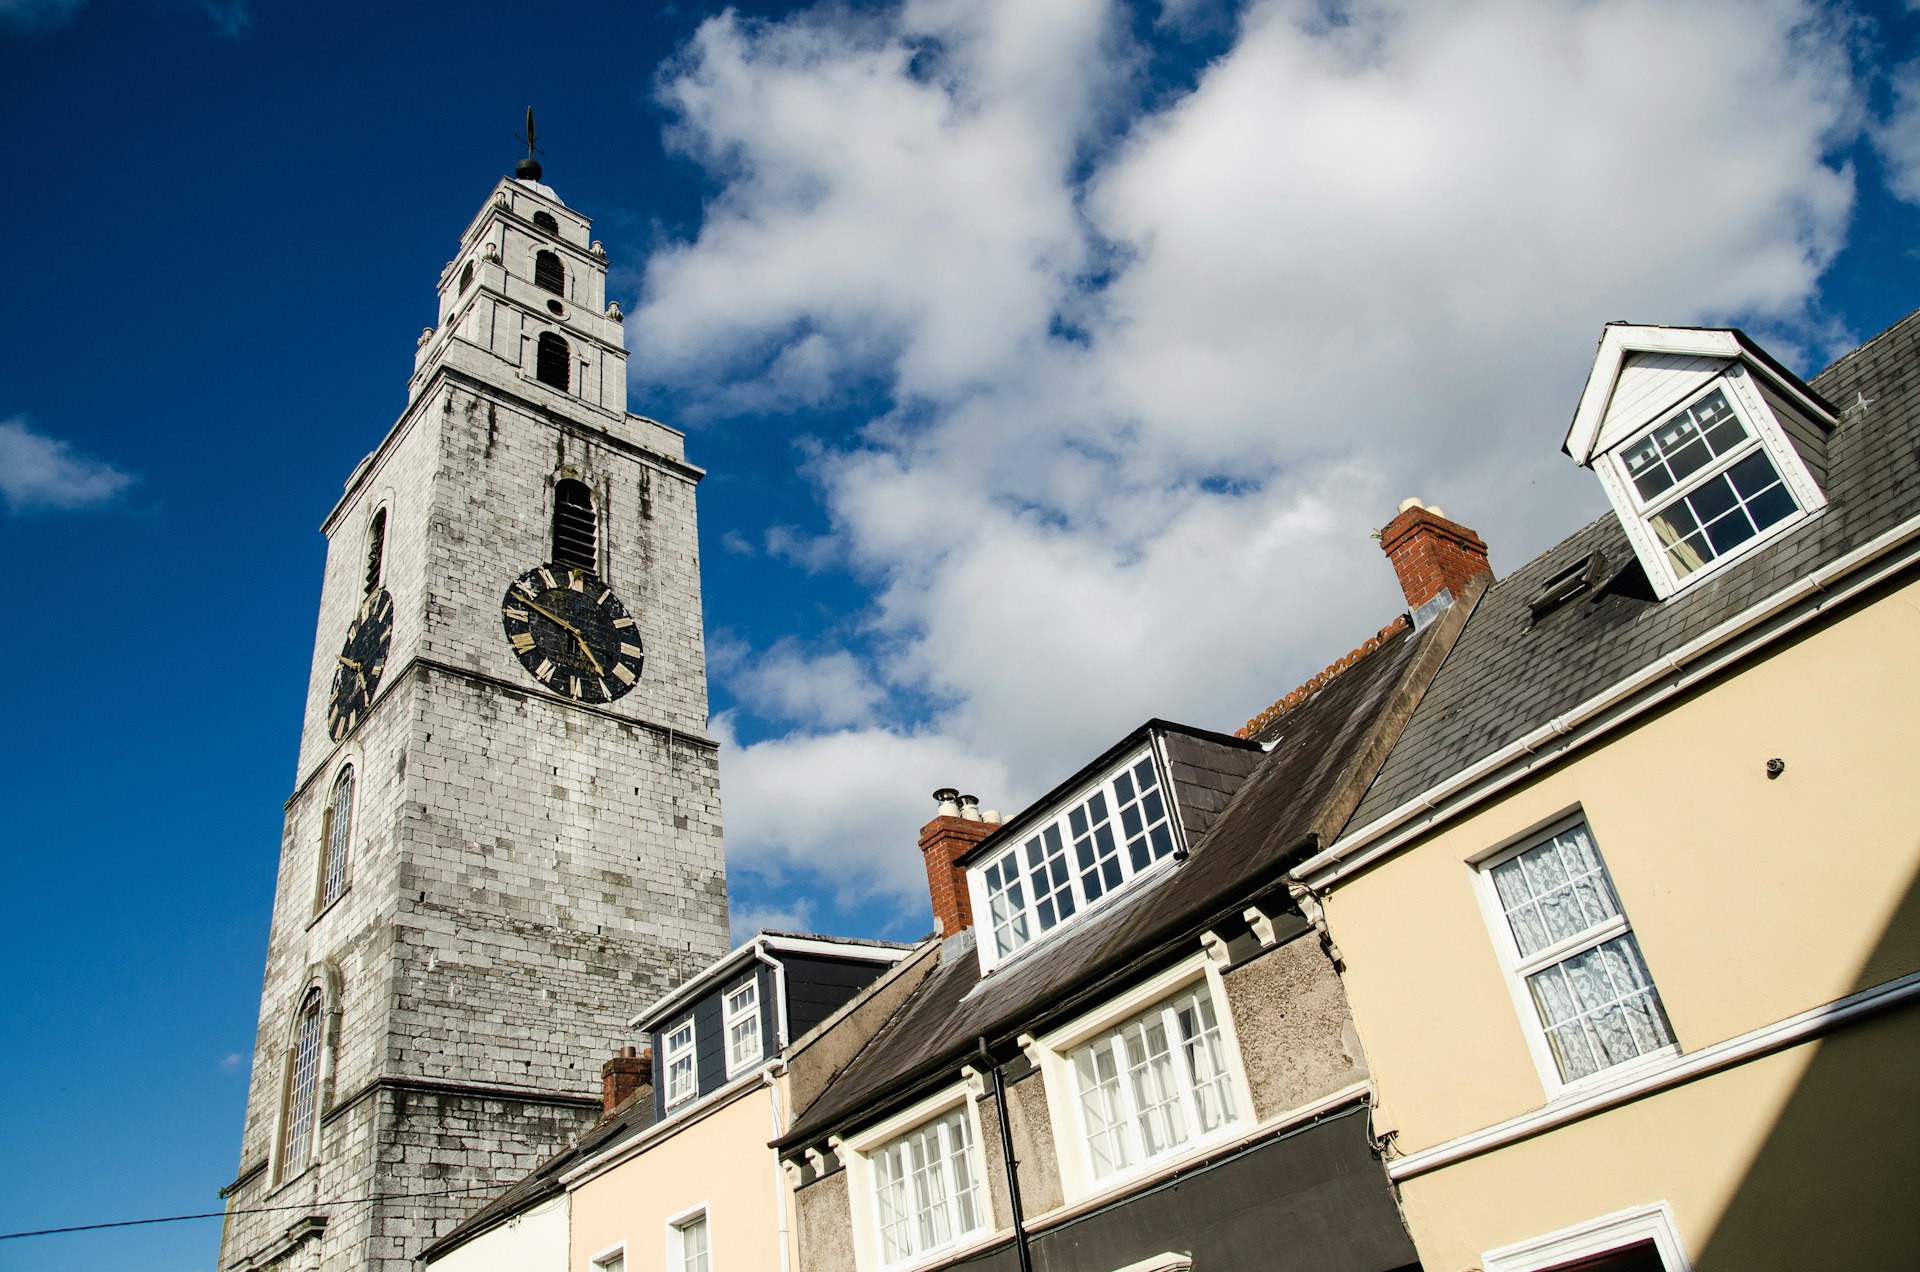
[1220,933,1369,1121]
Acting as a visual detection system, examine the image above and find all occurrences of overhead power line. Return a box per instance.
[0,1181,504,1242]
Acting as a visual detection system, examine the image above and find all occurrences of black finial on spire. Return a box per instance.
[515,107,544,181]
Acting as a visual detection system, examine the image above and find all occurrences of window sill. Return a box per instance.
[307,886,352,930]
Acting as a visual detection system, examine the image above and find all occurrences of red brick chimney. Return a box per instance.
[601,1045,650,1118]
[1380,497,1490,618]
[921,788,1002,938]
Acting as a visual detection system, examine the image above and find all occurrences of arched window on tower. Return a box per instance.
[317,765,354,911]
[533,249,565,295]
[536,332,571,391]
[552,479,597,573]
[276,988,325,1183]
[364,509,386,594]
[533,210,559,234]
[459,260,474,292]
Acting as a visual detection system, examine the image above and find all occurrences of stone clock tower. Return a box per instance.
[219,153,730,1272]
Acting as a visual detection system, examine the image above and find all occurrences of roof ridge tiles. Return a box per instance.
[1237,614,1412,740]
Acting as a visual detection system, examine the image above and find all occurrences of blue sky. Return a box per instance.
[2,0,1917,1266]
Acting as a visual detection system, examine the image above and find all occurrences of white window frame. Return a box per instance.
[842,1085,996,1272]
[1482,1200,1693,1272]
[665,1203,711,1272]
[723,976,763,1078]
[1032,952,1255,1202]
[589,1241,627,1272]
[1470,814,1678,1099]
[967,744,1185,973]
[663,1014,698,1108]
[315,762,356,914]
[1596,372,1823,599]
[271,986,327,1187]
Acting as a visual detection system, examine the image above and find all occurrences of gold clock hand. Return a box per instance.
[338,656,362,670]
[518,595,584,637]
[573,634,605,677]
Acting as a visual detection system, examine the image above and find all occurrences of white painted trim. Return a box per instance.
[1389,969,1920,1181]
[588,1239,626,1271]
[839,1083,997,1272]
[1298,508,1920,888]
[723,975,765,1080]
[563,1065,769,1186]
[629,934,910,1028]
[665,1202,710,1272]
[1029,953,1256,1202]
[1108,1254,1193,1272]
[1482,1201,1692,1272]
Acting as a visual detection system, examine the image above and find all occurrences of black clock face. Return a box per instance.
[328,588,394,741]
[500,565,644,703]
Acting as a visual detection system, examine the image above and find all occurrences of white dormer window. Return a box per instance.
[1615,385,1801,584]
[724,979,761,1076]
[970,747,1180,971]
[664,1016,697,1107]
[1563,325,1837,600]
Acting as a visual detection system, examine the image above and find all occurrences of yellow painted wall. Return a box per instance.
[570,1088,788,1272]
[1323,571,1920,1263]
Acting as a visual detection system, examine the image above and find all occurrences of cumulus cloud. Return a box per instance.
[729,897,817,945]
[644,0,1874,913]
[1875,55,1920,204]
[0,418,136,513]
[716,636,891,728]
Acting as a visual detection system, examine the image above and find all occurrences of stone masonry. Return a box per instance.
[219,170,728,1272]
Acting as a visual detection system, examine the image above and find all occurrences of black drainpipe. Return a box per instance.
[977,1037,1034,1272]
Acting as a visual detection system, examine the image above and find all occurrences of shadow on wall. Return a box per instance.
[1695,846,1920,1269]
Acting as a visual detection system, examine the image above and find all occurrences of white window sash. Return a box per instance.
[723,980,761,1076]
[664,1017,697,1105]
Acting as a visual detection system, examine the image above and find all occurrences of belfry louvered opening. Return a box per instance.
[364,508,386,594]
[552,479,598,572]
[534,249,565,295]
[536,332,570,391]
[533,210,559,234]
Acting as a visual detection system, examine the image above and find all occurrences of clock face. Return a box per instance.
[328,588,394,741]
[500,565,644,703]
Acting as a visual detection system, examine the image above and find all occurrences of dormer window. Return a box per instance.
[971,747,1180,969]
[1616,386,1798,583]
[1563,325,1837,600]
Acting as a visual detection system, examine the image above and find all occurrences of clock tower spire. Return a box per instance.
[219,142,729,1272]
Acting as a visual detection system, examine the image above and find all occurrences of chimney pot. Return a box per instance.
[601,1045,651,1118]
[1380,499,1490,625]
[959,794,982,822]
[921,790,1001,938]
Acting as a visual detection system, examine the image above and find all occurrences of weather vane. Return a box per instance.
[515,107,544,181]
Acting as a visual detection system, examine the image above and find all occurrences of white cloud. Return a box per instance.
[645,0,1869,910]
[1875,56,1920,204]
[719,637,890,728]
[729,897,816,945]
[0,418,135,513]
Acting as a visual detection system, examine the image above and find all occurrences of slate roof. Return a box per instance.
[1349,305,1920,828]
[419,1089,656,1263]
[780,604,1470,1150]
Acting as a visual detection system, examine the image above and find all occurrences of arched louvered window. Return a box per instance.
[536,332,571,391]
[317,765,354,910]
[534,249,565,296]
[533,210,559,234]
[364,509,386,594]
[277,988,324,1182]
[459,260,474,292]
[552,479,597,572]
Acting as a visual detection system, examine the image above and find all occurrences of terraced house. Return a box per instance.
[1295,309,1920,1270]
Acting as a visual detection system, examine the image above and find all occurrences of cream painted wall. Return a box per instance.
[1322,571,1920,1265]
[570,1087,787,1272]
[1330,572,1920,1152]
[426,1194,569,1272]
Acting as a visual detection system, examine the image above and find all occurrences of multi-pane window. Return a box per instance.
[533,249,565,295]
[1483,821,1675,1085]
[1068,984,1237,1182]
[551,479,597,572]
[870,1108,984,1266]
[536,332,571,391]
[663,1016,697,1106]
[672,1213,710,1272]
[593,1251,624,1272]
[277,989,324,1182]
[317,765,354,911]
[724,979,762,1076]
[978,750,1179,963]
[1617,386,1799,582]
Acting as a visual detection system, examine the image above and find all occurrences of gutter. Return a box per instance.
[1294,508,1920,888]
